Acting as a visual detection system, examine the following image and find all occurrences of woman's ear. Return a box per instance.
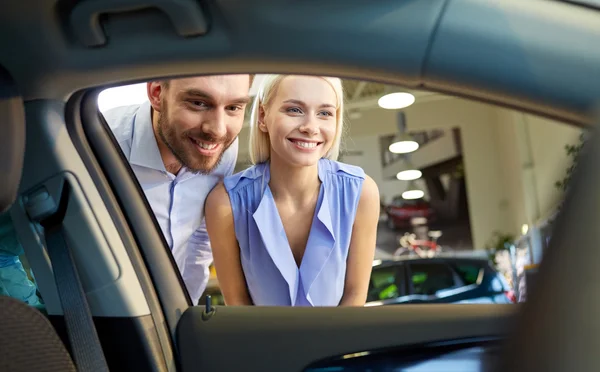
[258,105,268,133]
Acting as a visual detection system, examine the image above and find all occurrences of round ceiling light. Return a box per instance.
[389,140,419,154]
[378,92,415,110]
[402,189,425,200]
[397,169,422,181]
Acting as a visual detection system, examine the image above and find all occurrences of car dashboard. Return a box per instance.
[304,338,501,372]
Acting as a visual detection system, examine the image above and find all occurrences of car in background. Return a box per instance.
[366,256,516,306]
[384,196,436,229]
[199,277,225,307]
[200,255,515,307]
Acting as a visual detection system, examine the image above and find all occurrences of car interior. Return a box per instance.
[1,0,600,371]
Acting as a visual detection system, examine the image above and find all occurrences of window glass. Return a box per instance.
[368,266,400,302]
[454,264,483,285]
[0,211,44,311]
[409,263,456,295]
[98,75,578,307]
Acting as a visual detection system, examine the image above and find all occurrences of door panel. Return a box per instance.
[15,98,175,371]
[177,305,515,371]
[15,100,150,317]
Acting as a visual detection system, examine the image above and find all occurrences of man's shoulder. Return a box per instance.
[101,103,147,156]
[101,103,143,134]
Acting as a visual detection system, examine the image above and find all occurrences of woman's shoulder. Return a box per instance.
[320,158,366,180]
[205,182,233,221]
[223,162,268,193]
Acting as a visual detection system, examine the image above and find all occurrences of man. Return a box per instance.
[103,75,252,305]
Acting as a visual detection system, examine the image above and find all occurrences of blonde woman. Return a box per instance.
[205,75,380,306]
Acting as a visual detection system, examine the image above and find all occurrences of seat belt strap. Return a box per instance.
[38,182,110,372]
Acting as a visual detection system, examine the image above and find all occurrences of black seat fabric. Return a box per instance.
[0,296,76,372]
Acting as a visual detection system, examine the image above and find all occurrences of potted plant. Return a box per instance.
[485,231,515,266]
[555,133,586,192]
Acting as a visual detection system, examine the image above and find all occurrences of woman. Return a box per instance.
[205,74,380,306]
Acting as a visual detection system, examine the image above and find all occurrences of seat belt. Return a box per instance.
[29,181,110,372]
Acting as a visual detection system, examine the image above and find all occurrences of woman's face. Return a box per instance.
[260,76,338,168]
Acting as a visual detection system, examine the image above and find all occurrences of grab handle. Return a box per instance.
[70,0,208,47]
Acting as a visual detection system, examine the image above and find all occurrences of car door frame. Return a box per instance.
[53,0,600,370]
[71,85,516,372]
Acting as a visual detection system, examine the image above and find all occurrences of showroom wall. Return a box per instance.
[495,109,582,234]
[351,98,510,250]
[333,97,581,250]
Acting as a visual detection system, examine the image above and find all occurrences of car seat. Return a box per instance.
[0,296,75,371]
[0,65,76,371]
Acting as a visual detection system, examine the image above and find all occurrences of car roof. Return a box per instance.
[0,0,599,126]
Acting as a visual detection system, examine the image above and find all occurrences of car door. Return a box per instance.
[74,86,514,371]
[4,0,600,371]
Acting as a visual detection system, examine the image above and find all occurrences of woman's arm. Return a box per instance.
[339,175,380,306]
[205,183,253,305]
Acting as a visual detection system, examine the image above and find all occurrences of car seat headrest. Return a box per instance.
[0,66,25,213]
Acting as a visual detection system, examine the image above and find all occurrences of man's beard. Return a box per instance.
[156,104,234,174]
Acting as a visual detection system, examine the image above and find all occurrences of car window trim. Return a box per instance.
[65,89,187,370]
[397,263,409,297]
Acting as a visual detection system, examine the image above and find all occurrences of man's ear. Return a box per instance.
[147,81,165,112]
[258,105,268,133]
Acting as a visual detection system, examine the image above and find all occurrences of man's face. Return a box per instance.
[150,75,251,174]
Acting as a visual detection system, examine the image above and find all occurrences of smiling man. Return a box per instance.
[103,75,252,305]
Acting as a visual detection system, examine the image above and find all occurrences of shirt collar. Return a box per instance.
[129,101,168,173]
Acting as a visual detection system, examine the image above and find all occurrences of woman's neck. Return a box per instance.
[268,155,321,206]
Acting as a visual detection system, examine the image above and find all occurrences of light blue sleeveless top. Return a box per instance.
[223,158,365,306]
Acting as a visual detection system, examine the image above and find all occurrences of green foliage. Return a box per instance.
[452,163,465,179]
[485,231,515,252]
[555,133,586,192]
[485,231,516,266]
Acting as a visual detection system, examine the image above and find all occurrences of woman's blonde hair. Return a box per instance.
[248,74,345,164]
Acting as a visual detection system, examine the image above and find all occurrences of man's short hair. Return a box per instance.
[162,74,255,88]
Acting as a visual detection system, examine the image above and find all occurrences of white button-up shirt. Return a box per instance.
[103,101,237,305]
